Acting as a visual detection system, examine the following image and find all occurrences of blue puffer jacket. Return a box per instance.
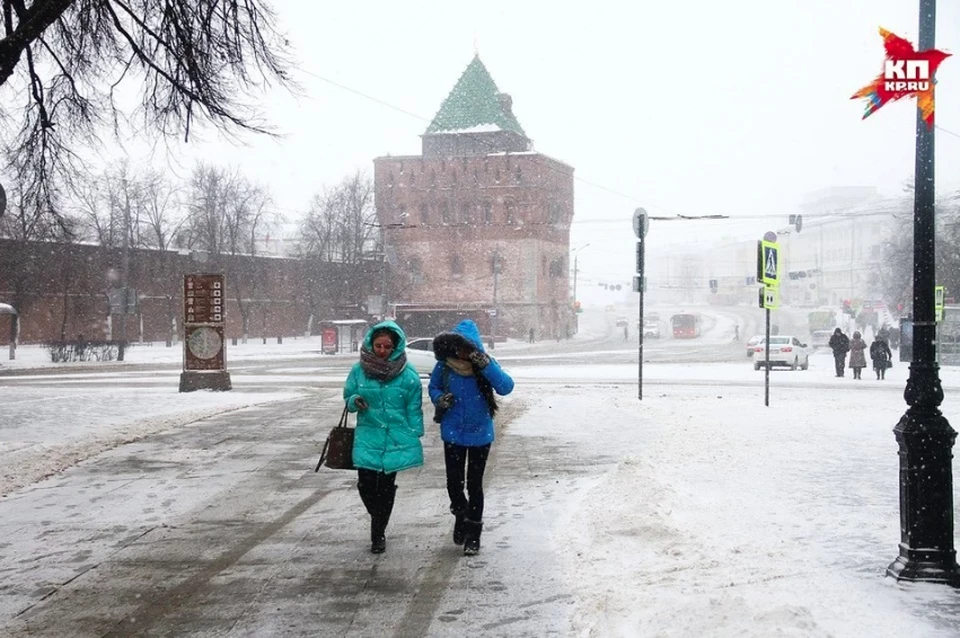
[428,320,514,447]
[343,320,424,473]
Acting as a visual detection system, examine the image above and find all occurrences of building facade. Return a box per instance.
[373,56,575,340]
[655,187,904,310]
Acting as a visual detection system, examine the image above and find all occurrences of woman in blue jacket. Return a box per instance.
[429,319,514,555]
[343,320,424,554]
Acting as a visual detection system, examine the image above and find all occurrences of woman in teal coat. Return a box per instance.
[343,320,424,553]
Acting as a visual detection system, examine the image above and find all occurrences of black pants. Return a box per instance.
[357,469,397,529]
[834,355,846,377]
[444,442,491,521]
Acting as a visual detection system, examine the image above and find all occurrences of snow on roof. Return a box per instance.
[432,123,503,134]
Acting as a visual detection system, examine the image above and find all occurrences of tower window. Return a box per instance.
[483,201,493,224]
[461,201,474,225]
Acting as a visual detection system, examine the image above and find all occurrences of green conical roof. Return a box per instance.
[424,56,526,136]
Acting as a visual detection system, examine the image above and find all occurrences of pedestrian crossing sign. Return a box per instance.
[759,240,780,287]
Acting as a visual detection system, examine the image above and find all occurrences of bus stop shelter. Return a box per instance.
[319,319,369,355]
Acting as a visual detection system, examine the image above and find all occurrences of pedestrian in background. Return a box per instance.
[849,330,867,380]
[828,328,850,378]
[870,335,893,380]
[429,319,514,556]
[342,320,424,554]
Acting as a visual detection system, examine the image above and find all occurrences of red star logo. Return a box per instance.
[851,27,950,128]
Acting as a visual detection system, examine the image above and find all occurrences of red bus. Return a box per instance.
[671,313,702,339]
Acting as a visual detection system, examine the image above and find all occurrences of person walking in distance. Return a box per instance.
[429,319,515,556]
[828,327,850,378]
[870,334,893,380]
[848,330,867,380]
[343,321,424,554]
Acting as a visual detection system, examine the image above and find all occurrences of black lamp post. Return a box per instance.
[887,0,960,586]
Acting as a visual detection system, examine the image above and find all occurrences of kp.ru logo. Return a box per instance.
[851,27,950,129]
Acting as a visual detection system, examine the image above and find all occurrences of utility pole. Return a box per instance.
[571,243,590,335]
[572,253,578,309]
[118,180,131,362]
[491,254,500,350]
[633,209,647,401]
[887,0,960,587]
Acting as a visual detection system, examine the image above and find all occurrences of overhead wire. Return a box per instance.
[298,67,960,224]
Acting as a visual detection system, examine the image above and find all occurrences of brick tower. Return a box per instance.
[373,55,575,342]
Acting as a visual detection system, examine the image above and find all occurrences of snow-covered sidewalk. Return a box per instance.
[528,383,960,637]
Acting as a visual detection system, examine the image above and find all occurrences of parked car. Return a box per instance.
[405,337,436,376]
[752,336,811,371]
[746,335,764,357]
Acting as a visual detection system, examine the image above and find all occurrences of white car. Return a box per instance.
[746,335,764,357]
[405,337,437,376]
[752,335,811,371]
[643,321,660,338]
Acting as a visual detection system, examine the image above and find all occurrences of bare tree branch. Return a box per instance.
[0,0,295,234]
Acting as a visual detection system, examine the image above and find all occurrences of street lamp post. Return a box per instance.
[887,0,960,586]
[491,254,501,350]
[571,243,590,335]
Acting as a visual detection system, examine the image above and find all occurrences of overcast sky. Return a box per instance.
[120,0,960,292]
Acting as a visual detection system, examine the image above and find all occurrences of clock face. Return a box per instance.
[187,327,223,360]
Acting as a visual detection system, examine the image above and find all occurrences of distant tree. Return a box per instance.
[870,192,960,315]
[74,162,188,343]
[0,183,86,339]
[178,163,278,341]
[0,0,294,235]
[298,171,380,319]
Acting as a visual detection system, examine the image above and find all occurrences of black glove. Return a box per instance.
[354,396,368,411]
[437,393,455,409]
[467,350,490,370]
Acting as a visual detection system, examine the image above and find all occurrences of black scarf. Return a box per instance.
[359,347,407,382]
[446,358,498,417]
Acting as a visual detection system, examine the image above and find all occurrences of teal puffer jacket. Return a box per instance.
[343,320,424,474]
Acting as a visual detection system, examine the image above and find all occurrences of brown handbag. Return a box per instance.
[315,405,355,471]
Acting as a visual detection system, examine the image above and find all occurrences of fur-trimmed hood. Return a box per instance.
[433,319,485,361]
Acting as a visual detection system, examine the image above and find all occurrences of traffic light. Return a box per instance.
[574,301,582,314]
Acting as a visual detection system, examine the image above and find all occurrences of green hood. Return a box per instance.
[362,320,408,361]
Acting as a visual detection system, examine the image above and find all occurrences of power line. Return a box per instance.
[297,66,680,215]
[936,125,960,140]
[299,67,960,223]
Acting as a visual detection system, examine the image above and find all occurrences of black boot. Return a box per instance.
[463,519,483,556]
[371,485,396,554]
[451,505,467,546]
